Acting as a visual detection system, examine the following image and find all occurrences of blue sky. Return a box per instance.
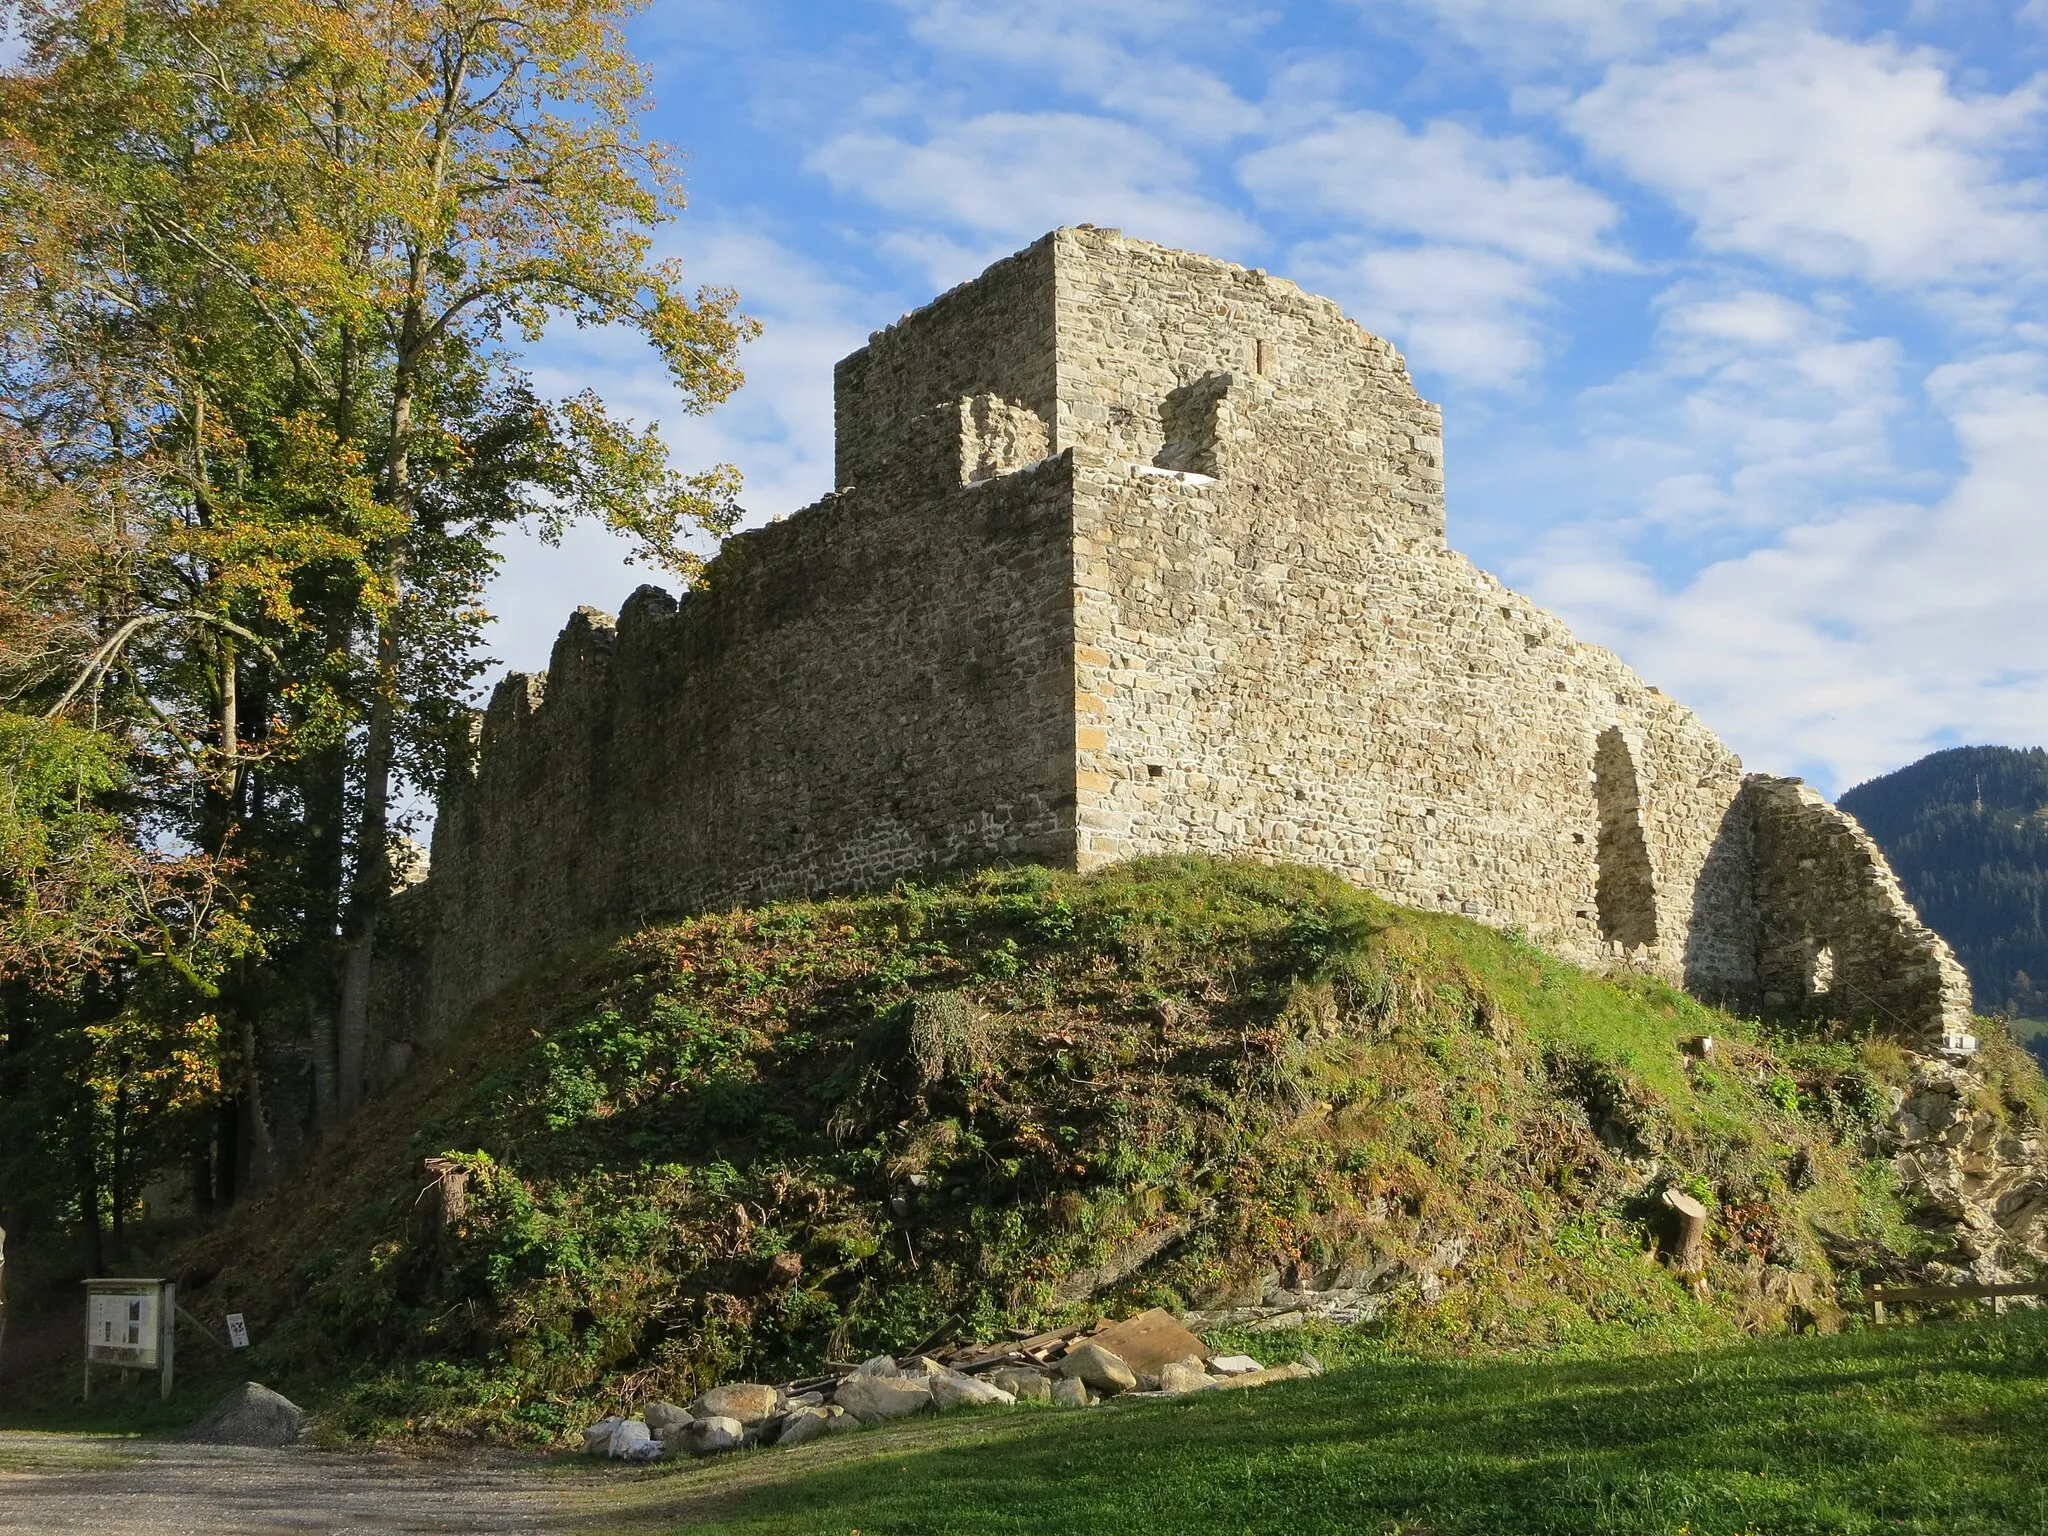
[485,4,2044,795]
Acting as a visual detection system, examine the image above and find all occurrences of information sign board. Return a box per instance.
[82,1278,174,1399]
[225,1312,250,1349]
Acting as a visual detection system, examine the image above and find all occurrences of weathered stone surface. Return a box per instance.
[1214,1362,1314,1391]
[682,1416,745,1456]
[604,1419,660,1460]
[833,1374,933,1421]
[1050,1375,1091,1407]
[991,1366,1051,1402]
[823,1405,861,1434]
[930,1371,1016,1410]
[583,1417,622,1455]
[1885,1054,2048,1271]
[1207,1355,1263,1375]
[184,1383,307,1447]
[410,226,1970,1058]
[690,1383,780,1424]
[1158,1360,1215,1395]
[853,1355,900,1378]
[774,1406,833,1447]
[641,1401,691,1436]
[1058,1342,1137,1395]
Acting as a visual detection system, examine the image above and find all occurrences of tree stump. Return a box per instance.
[1660,1187,1708,1273]
[419,1157,471,1237]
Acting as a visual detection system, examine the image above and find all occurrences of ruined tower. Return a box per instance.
[415,228,1973,1052]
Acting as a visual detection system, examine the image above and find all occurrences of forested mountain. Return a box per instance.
[1839,746,2048,1029]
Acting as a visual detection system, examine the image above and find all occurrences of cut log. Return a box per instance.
[1661,1188,1708,1273]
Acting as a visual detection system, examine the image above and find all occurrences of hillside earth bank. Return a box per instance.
[7,858,2046,1442]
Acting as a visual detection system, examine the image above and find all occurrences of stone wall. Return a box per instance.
[1056,232,1755,997]
[412,225,1971,1049]
[1747,777,1976,1048]
[422,457,1078,1034]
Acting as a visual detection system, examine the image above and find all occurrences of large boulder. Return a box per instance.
[642,1400,692,1436]
[930,1370,1016,1410]
[1050,1375,1091,1407]
[605,1419,661,1461]
[1057,1342,1137,1395]
[1158,1359,1215,1395]
[773,1406,833,1447]
[183,1382,306,1447]
[833,1373,932,1421]
[690,1383,781,1424]
[991,1366,1051,1402]
[680,1415,745,1456]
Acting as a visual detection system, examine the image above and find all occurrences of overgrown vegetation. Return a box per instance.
[18,856,2028,1442]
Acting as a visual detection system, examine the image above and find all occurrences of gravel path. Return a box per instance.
[0,1432,630,1535]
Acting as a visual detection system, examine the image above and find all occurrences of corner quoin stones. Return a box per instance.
[408,227,1974,1054]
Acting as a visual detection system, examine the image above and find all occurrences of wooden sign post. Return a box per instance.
[83,1277,175,1401]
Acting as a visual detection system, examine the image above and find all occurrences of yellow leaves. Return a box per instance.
[81,1008,224,1113]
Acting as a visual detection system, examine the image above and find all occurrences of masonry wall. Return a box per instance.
[423,456,1079,1034]
[1056,233,1757,997]
[414,225,1972,1048]
[1747,777,1976,1046]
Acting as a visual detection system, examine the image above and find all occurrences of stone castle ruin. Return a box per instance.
[411,227,1974,1053]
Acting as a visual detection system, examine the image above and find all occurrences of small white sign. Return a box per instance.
[225,1313,250,1349]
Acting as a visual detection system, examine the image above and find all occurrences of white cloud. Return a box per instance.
[1242,112,1621,268]
[1571,285,1908,536]
[1391,0,1779,66]
[892,0,1268,142]
[809,113,1256,283]
[1568,29,2048,287]
[1294,241,1555,386]
[1525,349,2048,792]
[1241,111,1622,384]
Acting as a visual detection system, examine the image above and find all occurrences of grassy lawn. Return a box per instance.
[611,1315,2048,1536]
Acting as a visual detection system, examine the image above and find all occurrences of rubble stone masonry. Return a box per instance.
[416,228,1974,1049]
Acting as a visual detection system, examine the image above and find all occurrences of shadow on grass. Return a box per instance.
[613,1317,2048,1536]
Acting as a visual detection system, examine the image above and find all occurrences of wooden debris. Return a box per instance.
[1085,1308,1211,1374]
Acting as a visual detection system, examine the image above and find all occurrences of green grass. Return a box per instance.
[616,1315,2048,1536]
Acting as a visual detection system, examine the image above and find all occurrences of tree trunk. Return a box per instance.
[335,291,420,1117]
[75,1098,102,1277]
[237,1016,277,1191]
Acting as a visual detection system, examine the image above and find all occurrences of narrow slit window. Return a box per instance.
[1593,727,1658,951]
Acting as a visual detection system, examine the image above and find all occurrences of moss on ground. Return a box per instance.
[19,857,2039,1442]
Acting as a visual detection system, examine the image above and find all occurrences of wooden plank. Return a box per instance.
[1083,1308,1211,1374]
[1870,1282,2048,1304]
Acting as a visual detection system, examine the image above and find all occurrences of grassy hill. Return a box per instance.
[10,857,2045,1442]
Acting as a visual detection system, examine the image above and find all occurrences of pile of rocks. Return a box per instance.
[582,1308,1322,1461]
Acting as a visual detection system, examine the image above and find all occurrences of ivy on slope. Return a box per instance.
[174,858,2030,1441]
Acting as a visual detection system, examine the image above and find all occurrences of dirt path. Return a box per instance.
[0,1432,631,1535]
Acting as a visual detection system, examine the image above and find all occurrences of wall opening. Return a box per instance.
[1807,942,1836,1000]
[1153,373,1229,476]
[1593,727,1658,951]
[957,394,1050,483]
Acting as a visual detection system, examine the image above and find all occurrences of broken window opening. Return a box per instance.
[1593,727,1658,951]
[1154,373,1229,476]
[1808,943,1836,999]
[957,394,1050,483]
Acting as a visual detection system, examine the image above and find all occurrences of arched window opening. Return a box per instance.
[1593,727,1658,951]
